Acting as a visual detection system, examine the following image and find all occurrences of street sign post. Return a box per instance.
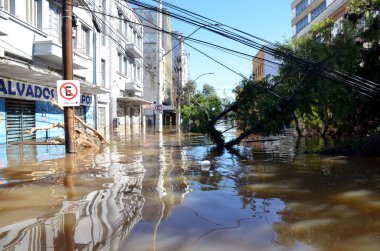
[154,104,163,114]
[57,80,80,107]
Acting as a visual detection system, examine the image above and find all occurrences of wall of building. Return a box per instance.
[105,1,144,128]
[264,52,280,77]
[253,45,280,82]
[253,50,265,81]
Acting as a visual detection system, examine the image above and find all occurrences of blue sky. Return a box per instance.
[161,0,293,97]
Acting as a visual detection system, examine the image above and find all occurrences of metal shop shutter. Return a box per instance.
[5,99,36,143]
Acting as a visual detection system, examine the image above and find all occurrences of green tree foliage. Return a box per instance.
[181,93,222,133]
[202,83,217,96]
[232,0,380,140]
[182,0,379,148]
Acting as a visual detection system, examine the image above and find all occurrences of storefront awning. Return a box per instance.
[117,97,153,105]
[0,58,111,95]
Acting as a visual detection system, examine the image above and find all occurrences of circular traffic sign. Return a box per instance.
[59,82,79,100]
[155,104,163,112]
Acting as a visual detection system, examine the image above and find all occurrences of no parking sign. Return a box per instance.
[154,104,163,114]
[57,80,80,107]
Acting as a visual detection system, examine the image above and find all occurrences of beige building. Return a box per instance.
[291,0,349,39]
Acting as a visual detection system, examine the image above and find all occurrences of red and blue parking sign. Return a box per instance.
[57,80,80,107]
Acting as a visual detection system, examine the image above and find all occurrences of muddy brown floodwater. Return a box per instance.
[0,126,380,251]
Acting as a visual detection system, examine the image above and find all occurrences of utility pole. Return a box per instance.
[62,0,76,153]
[176,36,184,129]
[155,0,163,132]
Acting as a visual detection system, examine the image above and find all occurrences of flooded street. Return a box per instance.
[1,127,380,251]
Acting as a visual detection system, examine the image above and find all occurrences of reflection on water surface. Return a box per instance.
[0,127,380,251]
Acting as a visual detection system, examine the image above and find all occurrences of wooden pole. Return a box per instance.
[62,0,76,153]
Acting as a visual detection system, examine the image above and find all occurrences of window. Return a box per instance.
[311,1,326,20]
[118,52,123,73]
[138,35,142,49]
[101,59,106,87]
[2,0,15,15]
[73,27,78,49]
[48,2,61,41]
[133,31,137,44]
[296,16,309,34]
[295,0,308,16]
[124,19,128,37]
[137,66,141,81]
[26,0,42,28]
[132,63,136,80]
[81,26,90,56]
[124,56,128,76]
[118,12,123,32]
[129,24,133,40]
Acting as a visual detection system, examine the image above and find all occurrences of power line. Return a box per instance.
[53,0,380,99]
[127,0,380,98]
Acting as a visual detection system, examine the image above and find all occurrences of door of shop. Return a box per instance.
[98,107,106,130]
[5,99,36,143]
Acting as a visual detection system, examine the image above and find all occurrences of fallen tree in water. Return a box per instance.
[188,2,380,152]
[29,100,107,150]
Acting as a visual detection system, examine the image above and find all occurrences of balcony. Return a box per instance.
[125,79,143,93]
[33,40,89,69]
[125,43,143,58]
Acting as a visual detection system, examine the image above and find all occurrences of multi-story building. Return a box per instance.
[134,8,176,126]
[102,0,147,130]
[0,0,144,144]
[172,32,188,126]
[252,45,280,81]
[291,0,349,39]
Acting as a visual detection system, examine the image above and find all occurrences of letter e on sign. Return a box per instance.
[57,80,80,107]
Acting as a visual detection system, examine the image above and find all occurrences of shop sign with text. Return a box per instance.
[0,78,93,106]
[0,78,55,101]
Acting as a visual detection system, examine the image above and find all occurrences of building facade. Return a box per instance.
[252,45,280,81]
[291,0,349,39]
[0,0,144,144]
[171,32,188,126]
[101,0,147,130]
[135,8,176,126]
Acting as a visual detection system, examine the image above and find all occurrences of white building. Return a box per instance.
[291,0,348,39]
[0,0,145,144]
[172,32,188,126]
[100,0,148,130]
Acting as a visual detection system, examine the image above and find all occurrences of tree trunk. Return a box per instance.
[292,112,303,137]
